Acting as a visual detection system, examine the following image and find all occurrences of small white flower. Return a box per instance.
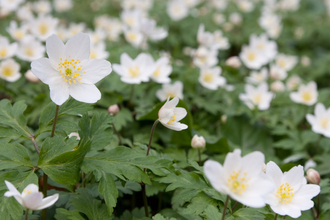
[198,66,226,90]
[31,33,112,105]
[0,35,17,60]
[269,64,287,80]
[197,24,215,47]
[210,0,228,10]
[123,28,144,48]
[150,57,172,84]
[113,53,156,84]
[158,96,188,131]
[265,161,320,218]
[4,180,59,210]
[29,15,59,41]
[193,46,218,68]
[239,45,267,69]
[0,0,24,14]
[213,30,230,50]
[121,8,143,29]
[89,41,109,60]
[290,81,318,106]
[229,13,242,25]
[0,58,21,82]
[275,53,298,71]
[239,82,274,110]
[270,81,285,93]
[301,56,311,67]
[245,67,268,85]
[68,23,86,38]
[306,103,330,137]
[156,81,184,101]
[236,0,254,12]
[16,36,45,62]
[286,75,301,91]
[139,18,168,41]
[16,4,33,21]
[212,13,225,25]
[167,0,189,21]
[33,0,51,14]
[191,134,205,149]
[6,21,29,41]
[250,33,278,62]
[53,0,73,12]
[204,149,274,208]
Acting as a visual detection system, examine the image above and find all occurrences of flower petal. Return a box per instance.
[31,58,60,85]
[46,34,65,69]
[23,192,44,210]
[4,181,20,197]
[204,160,227,194]
[80,59,112,84]
[266,161,283,187]
[241,151,264,178]
[69,83,101,104]
[164,97,179,109]
[35,194,59,210]
[65,33,90,61]
[49,78,70,105]
[283,165,304,191]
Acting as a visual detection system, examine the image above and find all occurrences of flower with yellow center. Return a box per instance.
[198,66,226,90]
[239,82,274,110]
[16,36,45,62]
[31,33,112,105]
[265,162,320,218]
[0,35,17,60]
[290,81,318,106]
[275,53,298,71]
[29,15,59,41]
[149,56,172,83]
[239,45,268,69]
[4,180,59,210]
[156,81,184,101]
[0,58,21,82]
[204,149,275,208]
[306,103,330,137]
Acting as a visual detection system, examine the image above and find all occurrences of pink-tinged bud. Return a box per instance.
[225,56,241,69]
[25,70,40,83]
[108,104,120,116]
[191,134,206,149]
[306,169,320,185]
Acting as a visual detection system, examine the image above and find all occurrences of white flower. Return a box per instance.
[193,46,218,68]
[210,0,228,10]
[139,18,168,41]
[286,75,301,91]
[239,45,267,69]
[269,64,287,80]
[225,56,241,69]
[236,0,254,12]
[0,58,21,82]
[113,53,155,84]
[239,82,274,110]
[0,35,17,60]
[68,23,86,38]
[270,81,285,93]
[229,13,242,25]
[4,181,59,210]
[0,0,24,14]
[54,0,73,12]
[156,81,184,101]
[16,4,33,21]
[121,8,143,29]
[150,57,172,84]
[204,149,274,208]
[88,28,106,45]
[158,96,188,131]
[265,161,320,218]
[213,13,225,25]
[33,0,51,14]
[290,81,318,106]
[250,34,278,62]
[213,30,230,50]
[306,103,330,137]
[301,56,311,67]
[123,28,144,48]
[31,33,112,105]
[6,21,29,41]
[275,53,298,71]
[89,41,109,60]
[198,66,226,90]
[245,67,268,85]
[197,24,215,47]
[29,15,59,41]
[16,36,45,62]
[167,0,189,21]
[191,134,205,149]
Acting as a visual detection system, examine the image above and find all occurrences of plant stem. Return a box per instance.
[232,201,239,212]
[317,194,320,219]
[146,120,159,156]
[274,213,278,220]
[30,136,40,153]
[198,149,201,166]
[42,105,59,220]
[127,84,134,107]
[25,209,29,220]
[141,183,149,217]
[112,123,123,145]
[222,195,230,220]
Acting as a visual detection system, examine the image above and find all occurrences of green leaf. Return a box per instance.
[206,137,230,154]
[70,188,112,220]
[227,208,266,220]
[0,143,33,170]
[152,213,177,220]
[0,99,31,138]
[158,172,208,192]
[55,208,85,220]
[0,196,23,220]
[203,205,222,220]
[180,192,218,216]
[0,126,22,139]
[38,136,90,185]
[112,108,133,131]
[97,171,118,215]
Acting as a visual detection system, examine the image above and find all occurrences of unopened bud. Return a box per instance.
[191,134,206,149]
[225,56,241,69]
[306,169,320,185]
[221,115,227,123]
[25,70,39,83]
[68,132,80,140]
[270,81,285,93]
[108,104,119,115]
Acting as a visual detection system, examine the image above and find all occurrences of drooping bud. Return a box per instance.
[108,104,120,116]
[306,169,321,185]
[225,56,241,69]
[191,134,206,149]
[25,70,40,83]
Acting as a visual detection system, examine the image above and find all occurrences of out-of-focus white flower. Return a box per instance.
[204,149,274,208]
[197,24,214,47]
[0,0,24,15]
[301,56,311,67]
[123,28,144,48]
[16,36,45,62]
[269,64,287,80]
[239,82,274,110]
[88,29,106,45]
[226,56,241,69]
[108,104,120,116]
[290,81,318,106]
[158,96,188,131]
[156,81,184,101]
[265,162,320,218]
[167,0,189,21]
[278,0,300,11]
[286,75,301,91]
[54,0,73,12]
[229,12,242,25]
[236,0,254,12]
[55,25,70,42]
[191,134,205,149]
[306,169,320,185]
[294,27,304,39]
[213,13,225,25]
[139,18,168,41]
[0,36,17,60]
[113,53,155,84]
[259,13,282,39]
[197,25,229,50]
[306,103,330,137]
[29,15,59,41]
[0,58,21,82]
[250,34,277,62]
[239,45,267,69]
[209,0,228,10]
[275,53,298,71]
[68,23,86,38]
[213,30,230,50]
[7,21,29,41]
[16,4,33,21]
[266,23,282,39]
[270,81,285,93]
[89,41,109,60]
[198,66,226,90]
[304,159,317,171]
[193,46,218,68]
[31,33,112,105]
[150,57,172,84]
[121,8,143,29]
[184,0,200,8]
[223,22,234,32]
[121,0,153,11]
[245,67,268,85]
[25,70,39,83]
[4,181,59,210]
[33,0,51,14]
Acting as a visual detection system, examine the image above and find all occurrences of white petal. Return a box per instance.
[315,103,325,116]
[46,34,65,69]
[283,165,304,190]
[35,194,59,210]
[80,59,112,84]
[293,184,320,201]
[162,122,188,131]
[204,160,227,194]
[4,181,20,197]
[281,203,301,218]
[49,78,70,105]
[22,184,39,195]
[120,53,133,66]
[112,64,125,76]
[31,58,60,84]
[270,204,286,216]
[164,97,179,109]
[23,192,43,210]
[241,151,264,178]
[69,83,101,103]
[65,33,90,60]
[306,114,316,126]
[290,92,301,103]
[174,107,187,121]
[223,150,242,177]
[266,161,283,187]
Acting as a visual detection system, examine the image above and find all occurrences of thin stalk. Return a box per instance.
[112,123,123,145]
[221,195,230,220]
[42,105,59,220]
[232,201,239,212]
[30,136,40,153]
[141,183,149,217]
[274,213,278,220]
[25,209,29,220]
[317,194,320,219]
[146,120,159,156]
[127,84,134,107]
[198,149,201,166]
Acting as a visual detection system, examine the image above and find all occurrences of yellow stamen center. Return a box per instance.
[257,43,265,50]
[276,183,294,204]
[167,112,177,125]
[57,56,83,85]
[278,60,286,68]
[252,94,262,104]
[0,48,7,58]
[320,117,329,128]
[128,66,140,78]
[227,170,249,194]
[127,33,137,41]
[153,68,161,77]
[14,31,24,39]
[25,47,34,57]
[247,52,256,61]
[23,189,32,198]
[38,23,48,35]
[203,73,214,83]
[89,51,97,59]
[302,91,312,102]
[2,66,13,76]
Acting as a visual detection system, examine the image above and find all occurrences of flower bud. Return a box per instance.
[191,134,206,149]
[225,56,241,69]
[221,115,227,123]
[306,169,320,185]
[68,132,80,140]
[270,81,285,93]
[108,104,120,115]
[25,70,40,83]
